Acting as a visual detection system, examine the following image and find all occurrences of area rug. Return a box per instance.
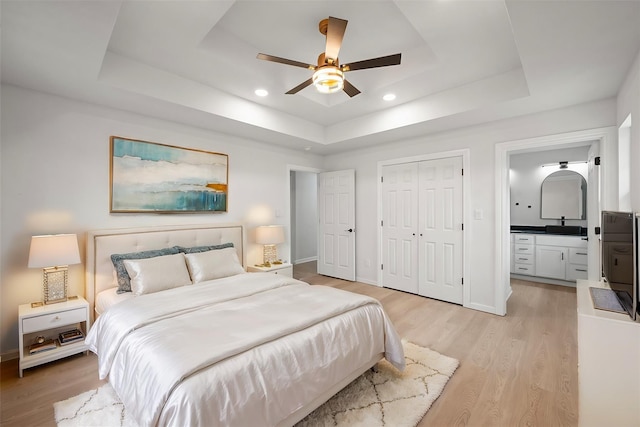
[54,341,458,427]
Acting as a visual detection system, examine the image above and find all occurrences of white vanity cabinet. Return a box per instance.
[535,245,568,279]
[512,234,535,276]
[511,232,588,282]
[510,234,515,273]
[535,234,588,281]
[567,248,589,280]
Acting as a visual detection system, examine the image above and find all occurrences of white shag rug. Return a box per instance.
[54,341,458,427]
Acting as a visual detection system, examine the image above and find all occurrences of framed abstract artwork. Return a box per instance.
[110,136,228,213]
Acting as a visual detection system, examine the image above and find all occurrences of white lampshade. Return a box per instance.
[255,225,285,245]
[28,234,80,268]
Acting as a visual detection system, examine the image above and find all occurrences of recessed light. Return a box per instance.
[255,89,269,97]
[383,93,396,101]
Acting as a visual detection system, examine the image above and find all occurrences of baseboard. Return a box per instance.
[293,257,317,265]
[464,302,499,315]
[356,277,380,286]
[505,287,513,302]
[511,274,577,288]
[1,349,19,362]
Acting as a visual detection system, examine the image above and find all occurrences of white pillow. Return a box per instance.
[184,247,245,283]
[123,253,192,296]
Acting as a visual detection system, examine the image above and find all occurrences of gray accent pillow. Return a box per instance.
[177,242,234,254]
[111,246,181,294]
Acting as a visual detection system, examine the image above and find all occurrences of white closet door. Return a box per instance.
[418,157,463,304]
[381,163,419,293]
[318,170,356,281]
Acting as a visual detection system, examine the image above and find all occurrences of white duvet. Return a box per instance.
[86,273,405,427]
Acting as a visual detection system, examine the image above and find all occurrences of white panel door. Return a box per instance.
[381,163,419,293]
[318,170,355,281]
[418,157,463,304]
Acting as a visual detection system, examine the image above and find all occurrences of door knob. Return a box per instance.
[346,228,353,232]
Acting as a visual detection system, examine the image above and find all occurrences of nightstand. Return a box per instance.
[247,262,293,277]
[18,296,90,377]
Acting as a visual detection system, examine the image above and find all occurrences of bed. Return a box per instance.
[85,223,405,427]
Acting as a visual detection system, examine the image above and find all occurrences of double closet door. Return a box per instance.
[381,156,463,304]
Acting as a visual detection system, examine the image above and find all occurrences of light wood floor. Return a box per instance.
[1,264,578,427]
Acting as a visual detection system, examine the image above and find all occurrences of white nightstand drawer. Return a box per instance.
[22,307,86,334]
[271,268,293,277]
[247,263,293,277]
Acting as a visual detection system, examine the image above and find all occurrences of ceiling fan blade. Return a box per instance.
[325,17,348,63]
[257,53,315,70]
[286,78,313,95]
[343,79,361,98]
[341,53,402,72]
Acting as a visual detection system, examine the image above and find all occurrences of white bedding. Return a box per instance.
[95,287,133,316]
[86,273,405,427]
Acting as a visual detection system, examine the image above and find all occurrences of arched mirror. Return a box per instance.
[540,170,586,220]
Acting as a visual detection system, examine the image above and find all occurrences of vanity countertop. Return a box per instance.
[511,225,587,236]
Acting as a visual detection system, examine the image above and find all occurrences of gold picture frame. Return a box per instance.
[110,136,228,213]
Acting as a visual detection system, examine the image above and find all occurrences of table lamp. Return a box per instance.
[255,225,285,266]
[28,234,80,306]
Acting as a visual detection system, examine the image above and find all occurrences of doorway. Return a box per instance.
[495,127,616,315]
[509,146,590,285]
[288,167,320,274]
[380,156,464,304]
[378,149,470,306]
[287,166,357,282]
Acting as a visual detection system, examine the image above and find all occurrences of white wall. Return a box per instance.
[510,147,589,227]
[323,99,616,313]
[291,171,318,264]
[0,84,323,355]
[617,49,640,211]
[618,117,632,211]
[3,67,634,354]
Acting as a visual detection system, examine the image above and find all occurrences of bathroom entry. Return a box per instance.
[289,170,319,267]
[509,145,590,286]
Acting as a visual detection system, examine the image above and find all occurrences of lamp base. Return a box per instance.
[45,297,68,305]
[263,244,278,264]
[43,266,68,304]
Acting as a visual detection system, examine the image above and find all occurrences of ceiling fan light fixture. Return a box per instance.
[312,66,344,94]
[257,16,401,97]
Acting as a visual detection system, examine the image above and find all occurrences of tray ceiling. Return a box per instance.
[2,1,639,154]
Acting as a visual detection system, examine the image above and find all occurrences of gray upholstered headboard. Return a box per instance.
[85,223,244,319]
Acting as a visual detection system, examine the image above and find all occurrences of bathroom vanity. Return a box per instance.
[511,228,588,283]
[510,166,589,285]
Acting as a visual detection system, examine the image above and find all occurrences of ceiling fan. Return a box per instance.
[257,16,401,97]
